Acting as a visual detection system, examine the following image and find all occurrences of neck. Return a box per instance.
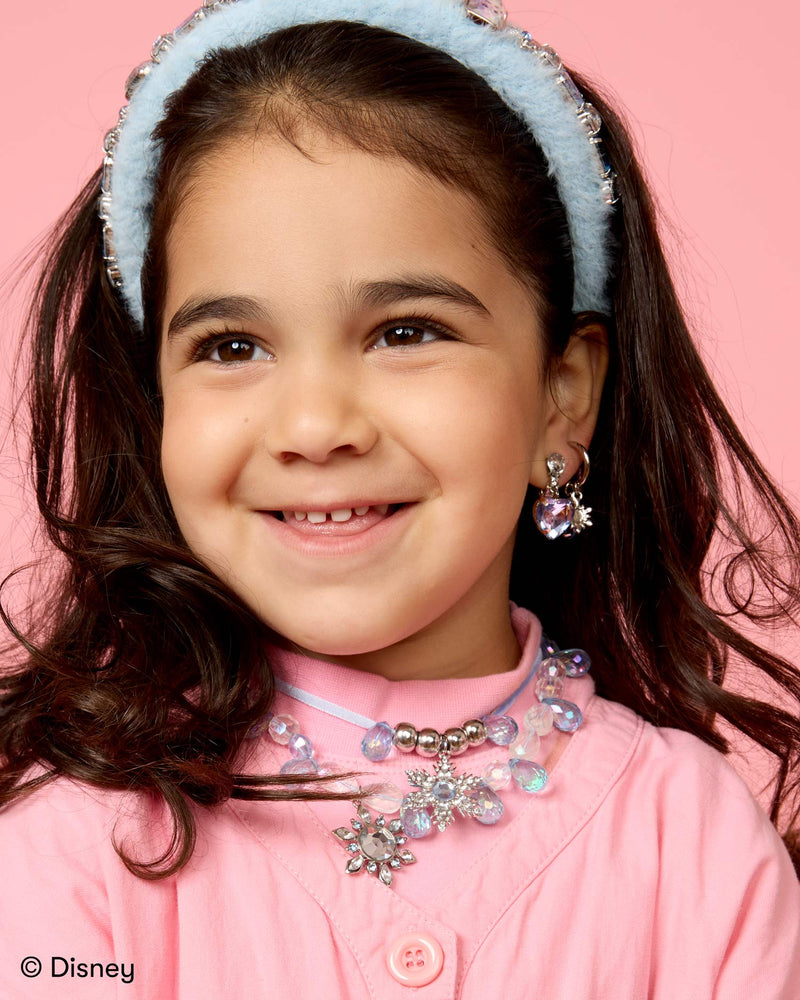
[280,589,523,681]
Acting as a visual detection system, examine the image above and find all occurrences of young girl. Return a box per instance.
[1,0,799,996]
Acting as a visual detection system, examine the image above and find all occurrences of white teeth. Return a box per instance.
[281,504,395,523]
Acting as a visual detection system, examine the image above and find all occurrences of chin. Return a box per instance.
[263,609,425,660]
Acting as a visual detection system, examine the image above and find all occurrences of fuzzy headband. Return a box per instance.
[100,0,617,328]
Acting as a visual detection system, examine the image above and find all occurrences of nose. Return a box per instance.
[264,357,379,464]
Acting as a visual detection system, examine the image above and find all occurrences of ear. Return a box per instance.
[530,317,609,487]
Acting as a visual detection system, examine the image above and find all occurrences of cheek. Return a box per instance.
[402,361,543,484]
[160,390,252,512]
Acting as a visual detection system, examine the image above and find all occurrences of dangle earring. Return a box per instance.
[533,441,593,539]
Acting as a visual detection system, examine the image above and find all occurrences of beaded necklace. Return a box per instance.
[248,638,590,886]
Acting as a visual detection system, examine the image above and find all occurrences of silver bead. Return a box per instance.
[444,727,469,756]
[415,728,441,757]
[392,723,418,753]
[463,719,487,746]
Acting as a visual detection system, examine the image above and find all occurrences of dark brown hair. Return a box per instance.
[2,21,799,878]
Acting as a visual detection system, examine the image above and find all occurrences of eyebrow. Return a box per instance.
[166,274,492,340]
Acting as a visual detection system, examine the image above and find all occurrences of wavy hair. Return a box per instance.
[1,21,799,878]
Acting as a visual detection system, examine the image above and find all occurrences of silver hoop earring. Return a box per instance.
[533,441,593,539]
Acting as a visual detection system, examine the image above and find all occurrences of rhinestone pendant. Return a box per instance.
[402,751,484,833]
[533,496,574,539]
[332,803,416,886]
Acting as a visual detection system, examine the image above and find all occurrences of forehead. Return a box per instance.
[161,134,523,321]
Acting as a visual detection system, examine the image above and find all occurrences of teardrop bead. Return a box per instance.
[509,729,541,760]
[541,635,560,656]
[466,782,504,825]
[541,697,583,732]
[400,800,433,839]
[524,702,554,736]
[362,782,404,815]
[534,656,566,700]
[484,714,519,746]
[247,713,273,739]
[558,648,592,677]
[313,762,360,794]
[361,722,395,761]
[279,758,318,776]
[510,758,548,793]
[482,760,512,790]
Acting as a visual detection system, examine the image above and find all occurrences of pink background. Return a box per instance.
[0,3,797,797]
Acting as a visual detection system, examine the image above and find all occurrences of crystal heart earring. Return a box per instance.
[533,442,593,539]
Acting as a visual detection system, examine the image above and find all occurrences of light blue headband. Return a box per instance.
[100,0,617,328]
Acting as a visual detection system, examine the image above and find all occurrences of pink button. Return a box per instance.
[386,932,444,987]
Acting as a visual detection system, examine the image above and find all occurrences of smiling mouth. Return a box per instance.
[266,503,408,524]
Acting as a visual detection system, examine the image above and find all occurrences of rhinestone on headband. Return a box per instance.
[100,0,618,324]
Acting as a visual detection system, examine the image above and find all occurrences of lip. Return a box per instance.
[258,503,416,558]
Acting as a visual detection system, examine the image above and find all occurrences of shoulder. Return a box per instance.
[0,771,131,862]
[592,694,789,859]
[587,695,800,991]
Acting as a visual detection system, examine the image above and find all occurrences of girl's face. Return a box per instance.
[158,133,590,679]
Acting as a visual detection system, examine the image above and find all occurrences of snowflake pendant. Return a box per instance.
[332,803,416,886]
[404,751,484,832]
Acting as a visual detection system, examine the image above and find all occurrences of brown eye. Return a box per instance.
[213,339,257,363]
[373,320,451,349]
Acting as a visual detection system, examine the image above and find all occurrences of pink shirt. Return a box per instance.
[1,605,799,998]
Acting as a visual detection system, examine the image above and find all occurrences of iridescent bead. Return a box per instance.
[466,782,504,825]
[246,713,273,739]
[484,714,518,746]
[400,800,433,839]
[541,697,583,732]
[268,713,300,745]
[361,722,395,761]
[534,656,566,700]
[288,732,314,759]
[510,758,548,793]
[279,758,318,776]
[558,648,592,677]
[541,635,561,656]
[509,729,541,760]
[361,783,404,815]
[314,763,360,794]
[524,702,554,736]
[482,760,512,790]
